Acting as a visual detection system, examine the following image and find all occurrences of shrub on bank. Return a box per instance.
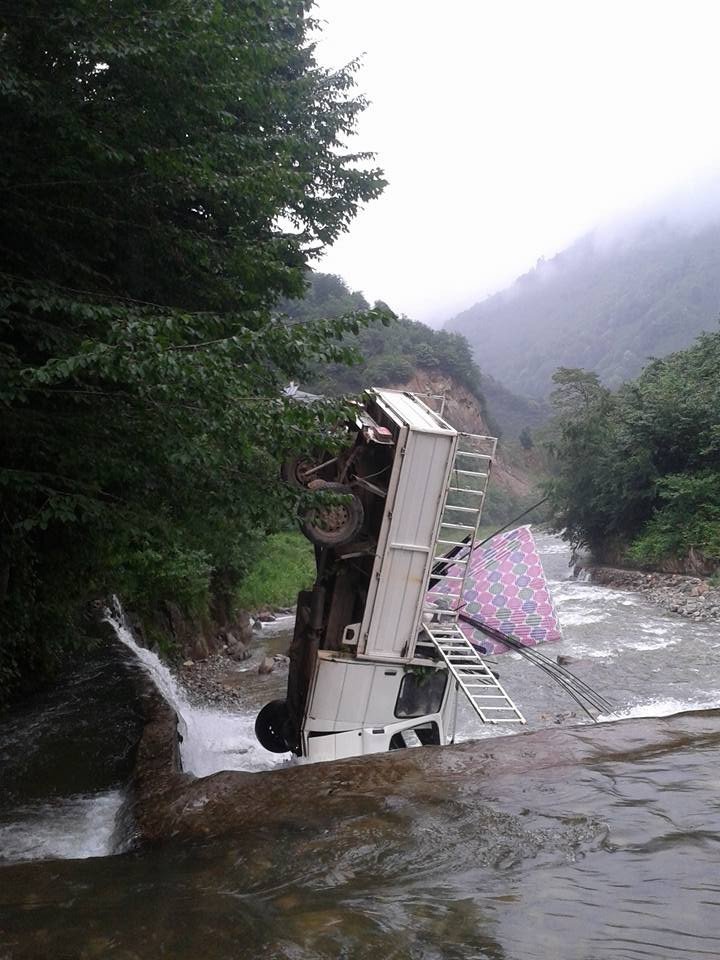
[235,533,315,612]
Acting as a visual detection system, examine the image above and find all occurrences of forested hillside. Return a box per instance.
[479,373,550,441]
[288,273,495,427]
[450,219,720,398]
[546,332,720,571]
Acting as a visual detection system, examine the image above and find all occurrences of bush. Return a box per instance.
[235,532,315,610]
[628,471,720,565]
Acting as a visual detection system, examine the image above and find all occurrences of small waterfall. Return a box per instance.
[0,791,127,863]
[105,602,190,721]
[105,600,287,775]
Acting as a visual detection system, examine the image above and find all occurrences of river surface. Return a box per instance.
[2,534,720,959]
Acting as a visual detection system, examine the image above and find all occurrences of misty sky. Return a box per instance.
[312,0,720,325]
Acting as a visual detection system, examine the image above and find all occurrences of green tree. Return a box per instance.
[545,335,720,567]
[0,1,385,701]
[518,427,534,450]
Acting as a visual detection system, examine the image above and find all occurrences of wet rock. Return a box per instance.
[225,631,251,662]
[130,688,184,837]
[130,705,720,845]
[258,657,275,675]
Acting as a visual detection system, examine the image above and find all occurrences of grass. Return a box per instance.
[235,530,315,611]
[234,522,515,614]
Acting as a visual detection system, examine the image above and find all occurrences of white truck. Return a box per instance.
[255,388,525,762]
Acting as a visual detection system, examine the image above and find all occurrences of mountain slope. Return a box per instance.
[449,219,720,398]
[480,372,550,439]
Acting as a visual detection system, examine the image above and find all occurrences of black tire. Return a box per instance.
[280,456,317,490]
[255,699,291,753]
[300,482,364,547]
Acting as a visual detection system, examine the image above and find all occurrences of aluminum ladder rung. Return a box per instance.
[438,522,476,531]
[479,705,522,710]
[443,504,481,514]
[454,450,492,460]
[452,468,489,478]
[433,556,467,565]
[448,486,485,495]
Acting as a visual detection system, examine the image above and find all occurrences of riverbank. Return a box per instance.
[179,614,294,709]
[580,565,720,623]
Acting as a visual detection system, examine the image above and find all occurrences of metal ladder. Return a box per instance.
[423,432,497,610]
[424,621,525,723]
[420,433,526,725]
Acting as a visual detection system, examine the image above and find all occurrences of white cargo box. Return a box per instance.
[356,389,459,663]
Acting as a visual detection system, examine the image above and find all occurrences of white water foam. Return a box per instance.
[557,607,610,627]
[599,694,720,723]
[535,540,573,556]
[622,636,681,653]
[255,613,296,634]
[550,580,637,606]
[105,606,286,776]
[0,790,124,863]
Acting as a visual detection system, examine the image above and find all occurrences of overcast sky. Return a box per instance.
[312,0,720,325]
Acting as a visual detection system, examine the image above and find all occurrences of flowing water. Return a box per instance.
[2,534,720,959]
[105,609,290,776]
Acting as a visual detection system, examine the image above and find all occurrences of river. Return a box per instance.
[2,534,720,959]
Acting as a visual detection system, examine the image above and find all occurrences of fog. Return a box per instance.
[312,0,720,325]
[592,176,720,253]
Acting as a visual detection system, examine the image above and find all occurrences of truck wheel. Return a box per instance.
[280,456,316,490]
[300,482,364,547]
[255,699,290,753]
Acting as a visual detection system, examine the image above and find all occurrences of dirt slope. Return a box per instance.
[391,370,539,505]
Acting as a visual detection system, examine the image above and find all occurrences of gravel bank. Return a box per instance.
[178,612,294,709]
[582,566,720,624]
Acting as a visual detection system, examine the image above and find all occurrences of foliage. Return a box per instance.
[478,372,551,442]
[518,428,534,450]
[627,472,720,564]
[451,221,720,398]
[286,273,491,416]
[0,0,385,702]
[545,332,720,567]
[234,531,315,610]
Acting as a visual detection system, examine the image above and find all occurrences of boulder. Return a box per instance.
[258,657,275,675]
[225,631,251,662]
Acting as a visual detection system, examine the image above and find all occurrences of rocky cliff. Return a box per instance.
[394,370,542,514]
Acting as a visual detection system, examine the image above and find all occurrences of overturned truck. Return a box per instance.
[256,388,526,763]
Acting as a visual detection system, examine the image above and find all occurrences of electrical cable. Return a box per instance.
[458,611,612,719]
